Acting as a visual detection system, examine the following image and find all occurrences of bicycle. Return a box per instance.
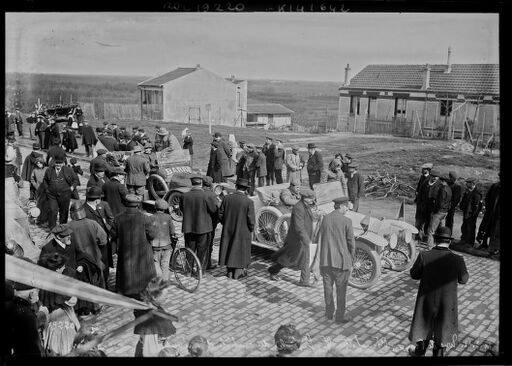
[168,234,203,293]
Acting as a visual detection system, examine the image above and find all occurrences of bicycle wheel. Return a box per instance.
[349,241,381,289]
[170,247,202,293]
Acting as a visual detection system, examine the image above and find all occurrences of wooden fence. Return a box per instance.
[104,103,141,120]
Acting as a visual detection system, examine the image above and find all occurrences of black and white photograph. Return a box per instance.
[4,8,501,359]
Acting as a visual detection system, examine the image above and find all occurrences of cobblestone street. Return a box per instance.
[16,140,500,357]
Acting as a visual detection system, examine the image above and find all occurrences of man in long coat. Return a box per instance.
[35,116,49,149]
[445,171,463,234]
[21,143,44,200]
[83,187,115,284]
[268,188,317,286]
[202,175,220,270]
[346,163,365,212]
[207,141,223,183]
[47,119,61,148]
[255,146,267,187]
[286,146,304,184]
[263,137,276,185]
[408,226,469,357]
[124,145,150,198]
[414,163,433,240]
[110,194,156,298]
[476,177,500,254]
[81,121,97,157]
[459,177,482,247]
[102,168,128,216]
[218,178,255,279]
[317,196,355,324]
[87,164,109,190]
[306,143,323,190]
[180,175,218,273]
[213,132,232,182]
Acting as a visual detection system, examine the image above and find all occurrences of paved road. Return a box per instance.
[15,137,500,357]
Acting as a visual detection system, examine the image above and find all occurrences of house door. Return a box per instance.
[268,114,274,129]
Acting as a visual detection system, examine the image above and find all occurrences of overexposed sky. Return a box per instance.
[6,12,499,81]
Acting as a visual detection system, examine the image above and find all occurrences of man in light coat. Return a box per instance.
[317,196,355,324]
[408,226,469,357]
[285,146,304,184]
[124,145,150,198]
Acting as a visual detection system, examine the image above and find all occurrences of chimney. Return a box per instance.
[445,46,452,73]
[343,64,351,86]
[422,63,431,90]
[196,64,201,69]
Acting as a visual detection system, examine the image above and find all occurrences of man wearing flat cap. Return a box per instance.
[347,163,364,212]
[181,174,219,273]
[43,154,80,230]
[102,168,129,216]
[280,177,301,207]
[408,226,468,357]
[306,143,323,190]
[110,193,157,298]
[317,196,355,324]
[263,137,276,186]
[268,188,317,287]
[286,145,304,185]
[125,144,150,198]
[459,177,483,247]
[255,145,267,188]
[218,178,255,279]
[39,224,81,270]
[426,171,452,249]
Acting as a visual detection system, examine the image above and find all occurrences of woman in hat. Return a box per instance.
[38,252,82,356]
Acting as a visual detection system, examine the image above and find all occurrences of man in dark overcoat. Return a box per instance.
[83,187,115,284]
[180,175,218,273]
[102,168,128,216]
[408,226,469,357]
[207,141,223,183]
[318,196,355,324]
[446,171,463,234]
[87,164,109,190]
[414,163,432,239]
[81,120,97,157]
[346,163,365,212]
[426,170,452,249]
[202,175,221,270]
[35,116,49,149]
[124,145,150,198]
[98,129,119,151]
[459,177,482,247]
[268,188,316,286]
[47,119,61,148]
[263,137,276,185]
[306,143,323,190]
[218,178,255,279]
[476,177,500,254]
[21,142,44,199]
[110,194,156,297]
[213,132,232,182]
[43,154,80,230]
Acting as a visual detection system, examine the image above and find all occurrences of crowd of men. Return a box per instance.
[4,109,500,359]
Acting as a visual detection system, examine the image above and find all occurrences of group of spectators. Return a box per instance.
[414,164,500,255]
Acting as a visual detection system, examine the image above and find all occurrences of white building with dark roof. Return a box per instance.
[138,65,247,126]
[338,49,499,140]
[246,103,294,130]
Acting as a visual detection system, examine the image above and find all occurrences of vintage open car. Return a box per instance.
[250,181,418,289]
[5,198,41,262]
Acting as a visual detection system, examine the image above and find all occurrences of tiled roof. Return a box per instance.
[247,103,294,115]
[138,67,197,87]
[346,64,499,96]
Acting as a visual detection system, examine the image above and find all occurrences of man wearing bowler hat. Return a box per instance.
[459,177,483,247]
[426,171,452,249]
[317,196,355,324]
[181,174,218,274]
[218,178,255,279]
[268,188,317,287]
[87,163,109,190]
[408,226,468,357]
[124,144,150,198]
[84,186,115,283]
[306,143,323,190]
[346,163,364,212]
[43,153,80,230]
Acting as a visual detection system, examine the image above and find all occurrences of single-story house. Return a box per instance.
[138,65,247,127]
[246,103,294,130]
[338,51,499,140]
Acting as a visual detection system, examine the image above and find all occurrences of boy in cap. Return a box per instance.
[151,199,177,281]
[317,196,355,323]
[408,226,468,357]
[459,177,483,247]
[268,188,317,287]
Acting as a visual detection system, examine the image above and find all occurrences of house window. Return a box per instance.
[350,96,361,115]
[367,96,376,115]
[440,100,453,116]
[394,98,407,117]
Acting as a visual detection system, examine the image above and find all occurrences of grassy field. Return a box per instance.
[6,73,340,127]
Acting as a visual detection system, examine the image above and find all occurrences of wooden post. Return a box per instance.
[480,112,486,145]
[353,114,357,133]
[462,103,468,140]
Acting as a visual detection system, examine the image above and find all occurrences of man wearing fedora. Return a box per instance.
[263,136,276,186]
[87,164,109,190]
[317,196,355,324]
[154,127,170,152]
[306,143,323,190]
[268,188,317,287]
[415,163,433,240]
[346,163,364,212]
[426,171,452,249]
[459,177,483,247]
[81,120,97,158]
[408,226,469,357]
[102,168,129,216]
[218,178,255,279]
[285,145,304,185]
[125,145,150,198]
[43,153,80,230]
[445,171,464,234]
[83,186,115,284]
[98,129,119,152]
[182,128,194,168]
